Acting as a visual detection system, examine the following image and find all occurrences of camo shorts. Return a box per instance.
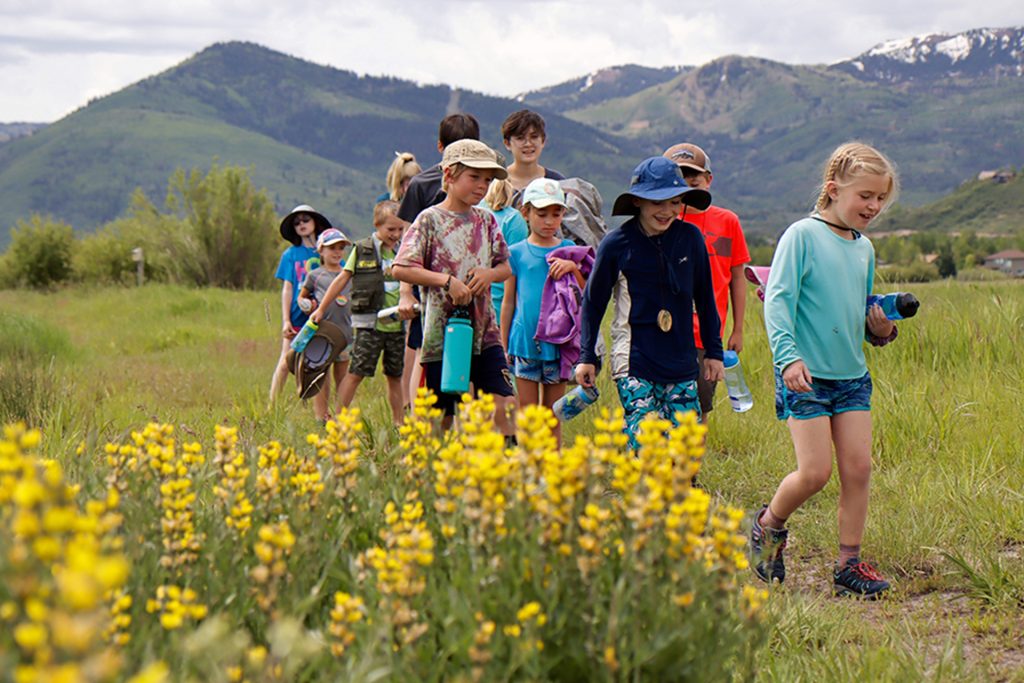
[350,328,405,378]
[615,376,700,451]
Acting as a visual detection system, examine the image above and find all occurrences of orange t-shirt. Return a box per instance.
[678,206,750,349]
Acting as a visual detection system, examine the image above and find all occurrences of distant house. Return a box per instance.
[977,169,1017,184]
[983,250,1024,276]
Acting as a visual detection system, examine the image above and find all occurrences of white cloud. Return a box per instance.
[1,0,1023,121]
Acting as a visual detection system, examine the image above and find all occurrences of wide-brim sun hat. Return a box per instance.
[280,204,332,245]
[611,157,712,216]
[294,320,350,400]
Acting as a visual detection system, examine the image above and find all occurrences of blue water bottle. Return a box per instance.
[440,306,473,394]
[552,385,600,421]
[290,319,318,353]
[866,293,920,320]
[722,351,754,413]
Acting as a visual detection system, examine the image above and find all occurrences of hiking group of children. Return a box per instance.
[270,108,902,600]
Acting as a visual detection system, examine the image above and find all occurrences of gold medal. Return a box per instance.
[657,309,673,332]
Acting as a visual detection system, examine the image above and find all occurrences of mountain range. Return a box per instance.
[1,26,1022,249]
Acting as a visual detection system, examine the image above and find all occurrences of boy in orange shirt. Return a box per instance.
[664,143,750,420]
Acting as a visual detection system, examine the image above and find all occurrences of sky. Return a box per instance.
[2,0,1024,123]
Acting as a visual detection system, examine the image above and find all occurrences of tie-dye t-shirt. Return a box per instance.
[395,205,510,364]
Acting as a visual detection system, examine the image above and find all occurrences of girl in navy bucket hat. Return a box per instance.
[576,157,723,451]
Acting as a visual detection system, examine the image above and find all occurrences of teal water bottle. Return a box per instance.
[722,351,754,413]
[290,319,318,353]
[866,293,920,320]
[440,306,473,394]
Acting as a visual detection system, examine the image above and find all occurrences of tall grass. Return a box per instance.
[0,280,1022,680]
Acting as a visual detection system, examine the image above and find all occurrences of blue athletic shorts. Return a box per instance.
[774,368,872,420]
[511,356,562,385]
[615,376,700,451]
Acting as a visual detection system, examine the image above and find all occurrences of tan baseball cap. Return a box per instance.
[664,143,711,174]
[441,139,508,179]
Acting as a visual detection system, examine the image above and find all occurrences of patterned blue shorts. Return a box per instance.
[615,376,700,450]
[774,368,872,420]
[511,356,563,385]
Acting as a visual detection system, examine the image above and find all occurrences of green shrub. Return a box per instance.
[956,266,1010,282]
[2,215,75,289]
[877,261,940,283]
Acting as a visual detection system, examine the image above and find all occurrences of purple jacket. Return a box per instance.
[535,245,596,380]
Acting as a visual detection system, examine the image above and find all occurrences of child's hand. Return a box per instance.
[548,258,578,280]
[282,322,296,339]
[704,358,725,383]
[297,296,315,314]
[866,305,894,339]
[447,277,473,305]
[727,330,744,352]
[309,308,323,325]
[781,360,813,393]
[399,291,419,319]
[575,363,597,388]
[465,268,492,297]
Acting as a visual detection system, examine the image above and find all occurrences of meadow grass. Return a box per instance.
[0,280,1022,681]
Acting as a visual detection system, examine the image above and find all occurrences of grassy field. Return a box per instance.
[1,280,1023,681]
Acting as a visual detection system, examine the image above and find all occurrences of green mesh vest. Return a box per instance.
[349,236,385,314]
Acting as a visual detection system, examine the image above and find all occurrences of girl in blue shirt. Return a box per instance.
[752,142,900,600]
[269,204,329,403]
[500,178,584,443]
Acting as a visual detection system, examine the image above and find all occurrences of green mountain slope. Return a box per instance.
[566,55,1024,234]
[876,172,1024,234]
[0,42,645,247]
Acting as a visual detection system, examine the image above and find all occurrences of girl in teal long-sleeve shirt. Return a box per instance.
[751,142,900,600]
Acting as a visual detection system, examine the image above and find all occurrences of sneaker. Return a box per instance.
[833,558,890,600]
[749,505,788,583]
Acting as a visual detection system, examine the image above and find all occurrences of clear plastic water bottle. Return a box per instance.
[552,385,600,421]
[440,307,473,394]
[290,319,318,353]
[722,351,753,413]
[866,293,920,320]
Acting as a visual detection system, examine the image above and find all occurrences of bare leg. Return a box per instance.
[516,379,540,409]
[402,345,417,408]
[767,416,834,521]
[409,350,423,402]
[386,376,404,426]
[331,360,349,417]
[269,336,293,404]
[832,411,873,547]
[313,382,330,422]
[337,372,364,409]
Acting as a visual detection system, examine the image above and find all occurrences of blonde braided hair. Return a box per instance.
[815,142,899,213]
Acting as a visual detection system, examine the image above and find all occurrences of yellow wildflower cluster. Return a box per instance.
[398,388,442,484]
[468,612,497,673]
[1,423,129,682]
[145,584,208,630]
[360,498,434,646]
[252,521,296,615]
[308,407,363,501]
[433,394,515,542]
[213,425,253,536]
[327,591,366,657]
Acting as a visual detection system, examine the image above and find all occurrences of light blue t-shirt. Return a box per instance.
[275,245,319,327]
[483,204,530,318]
[507,238,574,361]
[764,216,876,380]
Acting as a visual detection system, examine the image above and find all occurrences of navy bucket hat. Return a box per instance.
[611,157,712,216]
